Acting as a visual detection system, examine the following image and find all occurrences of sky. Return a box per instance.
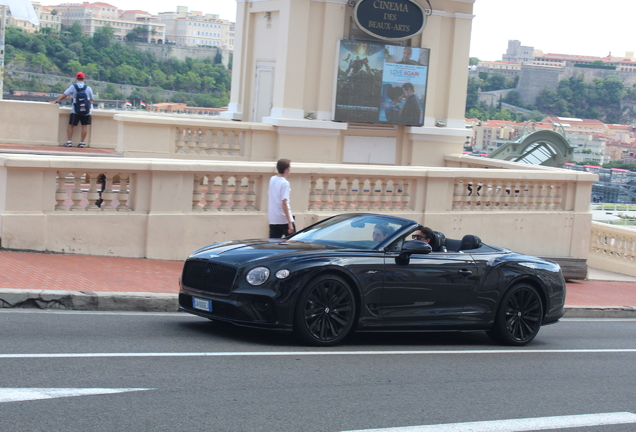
[58,0,634,62]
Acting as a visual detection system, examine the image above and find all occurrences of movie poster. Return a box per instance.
[334,41,429,126]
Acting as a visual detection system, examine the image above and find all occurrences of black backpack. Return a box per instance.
[73,83,90,116]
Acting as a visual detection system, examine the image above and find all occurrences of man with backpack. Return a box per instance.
[52,72,94,148]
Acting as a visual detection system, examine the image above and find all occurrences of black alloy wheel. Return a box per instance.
[294,274,356,346]
[488,283,543,346]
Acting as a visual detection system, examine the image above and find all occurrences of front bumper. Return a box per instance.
[179,289,292,330]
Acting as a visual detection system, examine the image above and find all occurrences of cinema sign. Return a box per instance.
[354,0,427,41]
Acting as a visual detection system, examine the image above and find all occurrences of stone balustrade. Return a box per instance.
[0,154,596,261]
[588,222,636,277]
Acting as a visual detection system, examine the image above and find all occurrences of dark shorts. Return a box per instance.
[269,223,296,239]
[69,114,92,126]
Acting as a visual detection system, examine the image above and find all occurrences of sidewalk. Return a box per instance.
[0,249,635,317]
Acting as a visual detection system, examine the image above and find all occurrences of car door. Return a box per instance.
[380,250,478,325]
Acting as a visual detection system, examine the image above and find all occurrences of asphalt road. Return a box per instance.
[1,310,636,432]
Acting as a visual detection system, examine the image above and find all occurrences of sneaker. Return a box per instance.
[65,141,72,147]
[78,142,86,148]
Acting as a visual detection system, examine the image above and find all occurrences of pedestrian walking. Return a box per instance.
[268,159,295,238]
[51,72,94,148]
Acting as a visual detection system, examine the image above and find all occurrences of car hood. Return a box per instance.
[188,239,341,267]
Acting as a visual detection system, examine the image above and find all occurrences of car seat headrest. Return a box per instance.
[460,234,481,250]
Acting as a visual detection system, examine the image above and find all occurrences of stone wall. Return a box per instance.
[128,42,231,67]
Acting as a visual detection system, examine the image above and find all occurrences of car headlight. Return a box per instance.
[276,269,290,279]
[246,267,270,286]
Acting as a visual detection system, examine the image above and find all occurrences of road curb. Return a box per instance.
[1,289,635,317]
[0,289,178,312]
[564,306,636,318]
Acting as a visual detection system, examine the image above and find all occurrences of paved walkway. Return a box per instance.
[0,249,635,314]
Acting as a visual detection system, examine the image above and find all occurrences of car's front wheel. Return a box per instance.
[294,274,356,346]
[488,283,543,346]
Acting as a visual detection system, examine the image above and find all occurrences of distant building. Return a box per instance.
[157,6,234,49]
[6,2,62,32]
[502,40,535,64]
[48,2,165,42]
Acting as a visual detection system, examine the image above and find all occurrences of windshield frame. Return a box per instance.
[287,214,416,250]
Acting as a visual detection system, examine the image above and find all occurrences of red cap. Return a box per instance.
[76,72,85,79]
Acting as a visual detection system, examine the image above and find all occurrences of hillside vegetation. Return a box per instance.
[4,23,231,107]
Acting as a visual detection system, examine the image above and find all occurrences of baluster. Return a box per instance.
[388,179,400,211]
[217,176,231,210]
[467,180,479,210]
[100,173,116,211]
[319,178,331,210]
[229,131,241,155]
[192,174,203,211]
[186,129,197,153]
[481,181,491,210]
[343,178,355,211]
[244,176,257,211]
[55,171,69,211]
[378,179,389,211]
[368,179,379,211]
[206,130,219,155]
[331,178,343,211]
[219,132,230,155]
[194,129,206,153]
[203,175,217,211]
[553,183,563,210]
[519,182,530,211]
[308,178,318,211]
[69,172,84,211]
[175,127,186,153]
[400,180,411,210]
[116,175,131,211]
[452,179,463,211]
[85,172,101,211]
[353,178,364,211]
[501,181,511,210]
[231,176,245,211]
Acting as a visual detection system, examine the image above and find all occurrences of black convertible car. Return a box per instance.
[179,214,565,346]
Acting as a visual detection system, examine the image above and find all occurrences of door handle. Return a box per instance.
[458,269,472,277]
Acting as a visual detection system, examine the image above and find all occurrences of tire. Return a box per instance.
[488,283,543,346]
[294,274,356,346]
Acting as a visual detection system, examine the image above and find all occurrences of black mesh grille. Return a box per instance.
[182,261,237,295]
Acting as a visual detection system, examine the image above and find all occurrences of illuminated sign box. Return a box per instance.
[333,40,430,126]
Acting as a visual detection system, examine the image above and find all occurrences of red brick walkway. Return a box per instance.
[1,250,635,307]
[0,251,182,293]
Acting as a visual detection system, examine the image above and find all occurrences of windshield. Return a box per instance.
[289,214,412,249]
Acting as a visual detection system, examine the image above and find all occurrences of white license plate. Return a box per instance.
[192,297,212,312]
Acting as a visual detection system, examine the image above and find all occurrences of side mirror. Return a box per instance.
[401,240,432,255]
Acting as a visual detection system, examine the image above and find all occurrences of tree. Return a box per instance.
[31,52,52,73]
[93,25,114,49]
[487,73,507,91]
[469,57,480,66]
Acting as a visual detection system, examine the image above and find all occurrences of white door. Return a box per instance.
[253,64,274,122]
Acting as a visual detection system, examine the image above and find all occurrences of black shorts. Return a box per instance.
[69,114,92,126]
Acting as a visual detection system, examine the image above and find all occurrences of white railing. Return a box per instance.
[452,178,565,211]
[176,127,245,156]
[588,221,636,277]
[0,155,596,260]
[307,177,412,212]
[55,172,132,212]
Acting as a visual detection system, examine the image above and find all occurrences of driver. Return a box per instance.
[372,223,394,242]
[409,226,434,243]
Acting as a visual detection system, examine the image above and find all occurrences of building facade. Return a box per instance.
[49,2,165,42]
[157,6,234,49]
[5,2,62,33]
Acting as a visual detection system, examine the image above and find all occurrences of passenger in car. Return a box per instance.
[372,223,395,242]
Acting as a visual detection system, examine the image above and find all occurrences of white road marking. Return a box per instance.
[1,348,636,359]
[0,388,153,403]
[342,412,636,432]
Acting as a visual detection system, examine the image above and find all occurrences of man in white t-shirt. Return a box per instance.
[268,159,295,238]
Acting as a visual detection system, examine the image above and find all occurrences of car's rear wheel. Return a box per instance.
[294,274,356,346]
[488,283,543,346]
